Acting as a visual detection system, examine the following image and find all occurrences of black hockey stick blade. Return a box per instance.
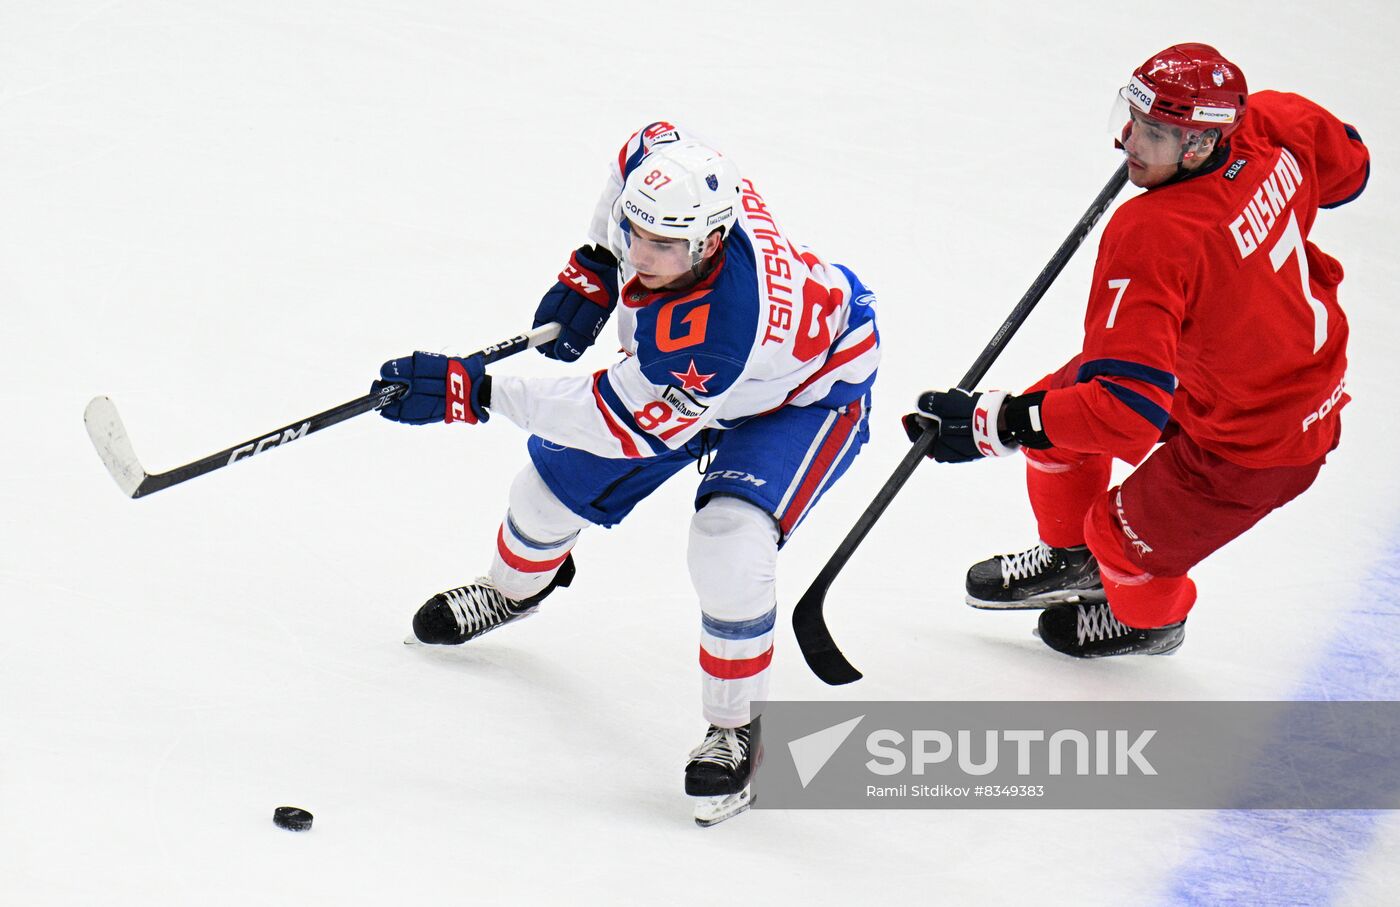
[85,322,561,499]
[793,428,936,684]
[792,162,1130,684]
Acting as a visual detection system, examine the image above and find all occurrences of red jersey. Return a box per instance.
[1041,90,1370,468]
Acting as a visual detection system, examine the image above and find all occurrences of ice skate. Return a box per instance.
[408,555,574,645]
[693,786,753,828]
[1037,600,1185,658]
[686,719,760,827]
[966,542,1107,610]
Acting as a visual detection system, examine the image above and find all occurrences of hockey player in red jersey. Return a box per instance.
[906,43,1369,657]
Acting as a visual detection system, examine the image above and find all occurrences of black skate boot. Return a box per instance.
[966,542,1107,610]
[1037,600,1185,658]
[411,555,575,645]
[686,719,761,827]
[686,720,761,795]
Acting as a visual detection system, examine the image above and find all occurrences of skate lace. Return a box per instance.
[1001,543,1056,584]
[687,725,749,769]
[1076,602,1131,645]
[441,580,518,636]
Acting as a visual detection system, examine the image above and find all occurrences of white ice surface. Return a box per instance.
[3,2,1399,905]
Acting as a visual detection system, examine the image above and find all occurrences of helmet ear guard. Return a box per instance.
[1183,126,1221,161]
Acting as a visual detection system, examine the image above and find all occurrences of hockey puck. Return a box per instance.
[272,806,314,832]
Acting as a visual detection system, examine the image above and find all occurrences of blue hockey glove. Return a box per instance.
[533,245,620,362]
[903,388,1043,463]
[373,352,490,425]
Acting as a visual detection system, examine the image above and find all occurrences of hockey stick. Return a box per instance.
[793,161,1131,685]
[84,323,562,499]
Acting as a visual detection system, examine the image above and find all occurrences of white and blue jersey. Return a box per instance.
[489,122,880,535]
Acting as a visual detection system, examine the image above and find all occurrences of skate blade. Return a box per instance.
[1155,639,1185,657]
[1032,627,1186,657]
[968,597,1053,611]
[967,589,1108,610]
[693,786,753,828]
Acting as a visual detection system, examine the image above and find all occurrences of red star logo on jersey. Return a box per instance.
[670,360,715,393]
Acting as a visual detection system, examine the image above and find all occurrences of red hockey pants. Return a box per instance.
[1023,367,1332,629]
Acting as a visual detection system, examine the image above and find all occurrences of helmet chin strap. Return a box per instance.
[686,229,726,280]
[685,250,718,285]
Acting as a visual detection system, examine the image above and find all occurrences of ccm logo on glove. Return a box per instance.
[561,261,610,306]
[446,359,481,424]
[533,245,621,362]
[374,351,490,426]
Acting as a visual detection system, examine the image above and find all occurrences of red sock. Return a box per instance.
[1025,450,1112,549]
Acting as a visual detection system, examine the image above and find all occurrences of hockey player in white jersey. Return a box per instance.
[373,122,880,825]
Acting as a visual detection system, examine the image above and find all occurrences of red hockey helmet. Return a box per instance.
[1122,43,1248,139]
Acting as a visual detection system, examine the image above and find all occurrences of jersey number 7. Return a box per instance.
[1104,209,1327,354]
[1268,210,1328,353]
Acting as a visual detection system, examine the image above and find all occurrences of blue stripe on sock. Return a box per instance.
[504,513,576,553]
[702,606,777,641]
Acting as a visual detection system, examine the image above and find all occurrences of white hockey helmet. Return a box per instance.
[615,140,742,259]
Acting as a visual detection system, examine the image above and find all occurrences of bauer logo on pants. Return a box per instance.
[751,701,1400,810]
